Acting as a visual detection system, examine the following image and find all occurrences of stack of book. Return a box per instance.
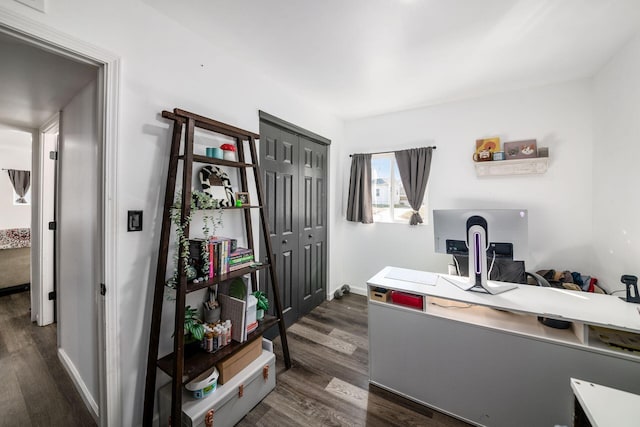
[188,237,256,278]
[228,248,254,272]
[208,237,254,278]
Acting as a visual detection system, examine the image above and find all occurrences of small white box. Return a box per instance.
[245,295,257,330]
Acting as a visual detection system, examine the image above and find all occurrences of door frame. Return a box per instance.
[37,113,58,326]
[0,7,121,427]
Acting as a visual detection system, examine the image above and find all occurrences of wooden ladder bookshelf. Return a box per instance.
[142,108,291,426]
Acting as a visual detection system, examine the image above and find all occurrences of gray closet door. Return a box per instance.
[299,136,327,315]
[260,117,328,327]
[260,122,300,326]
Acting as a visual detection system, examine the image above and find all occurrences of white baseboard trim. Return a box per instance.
[58,348,99,422]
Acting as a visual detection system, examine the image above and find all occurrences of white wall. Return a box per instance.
[592,32,640,292]
[58,79,100,413]
[340,80,594,294]
[0,127,32,229]
[0,1,344,425]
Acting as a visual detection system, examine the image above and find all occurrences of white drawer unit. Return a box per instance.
[159,349,275,427]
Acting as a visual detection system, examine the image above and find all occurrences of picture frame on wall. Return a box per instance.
[504,139,538,160]
[474,137,500,162]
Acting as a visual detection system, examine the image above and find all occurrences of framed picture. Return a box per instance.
[474,137,500,162]
[504,140,538,160]
[236,192,250,205]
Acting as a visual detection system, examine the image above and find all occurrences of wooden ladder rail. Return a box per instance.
[142,111,184,426]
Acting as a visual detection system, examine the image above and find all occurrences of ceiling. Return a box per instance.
[146,0,640,119]
[2,1,639,127]
[0,31,98,130]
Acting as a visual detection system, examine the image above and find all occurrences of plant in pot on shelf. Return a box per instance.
[253,291,269,321]
[183,305,205,353]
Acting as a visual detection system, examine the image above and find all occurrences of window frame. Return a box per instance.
[370,153,427,224]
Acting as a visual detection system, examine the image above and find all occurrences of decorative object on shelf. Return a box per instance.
[204,287,221,323]
[205,147,224,159]
[199,166,235,207]
[236,192,250,206]
[492,151,505,161]
[220,143,236,161]
[474,137,500,162]
[504,139,537,160]
[253,291,269,320]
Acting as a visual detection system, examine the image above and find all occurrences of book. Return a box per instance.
[219,293,247,343]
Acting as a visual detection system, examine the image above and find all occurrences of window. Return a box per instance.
[371,153,427,224]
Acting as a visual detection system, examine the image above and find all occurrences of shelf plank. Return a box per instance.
[474,157,549,176]
[185,264,270,293]
[179,154,256,168]
[157,316,278,384]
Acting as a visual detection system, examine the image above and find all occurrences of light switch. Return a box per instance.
[128,210,143,232]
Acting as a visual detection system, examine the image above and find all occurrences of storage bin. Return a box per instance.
[370,287,391,302]
[159,347,275,427]
[185,367,218,399]
[391,290,424,310]
[216,335,262,385]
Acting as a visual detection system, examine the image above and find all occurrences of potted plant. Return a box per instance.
[183,305,205,347]
[252,291,269,321]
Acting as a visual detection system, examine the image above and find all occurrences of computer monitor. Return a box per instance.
[433,209,529,294]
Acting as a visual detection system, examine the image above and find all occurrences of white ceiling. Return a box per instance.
[146,0,640,119]
[0,31,98,130]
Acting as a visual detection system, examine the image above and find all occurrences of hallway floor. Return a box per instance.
[0,291,96,427]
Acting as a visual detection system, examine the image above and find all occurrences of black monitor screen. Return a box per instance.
[433,209,529,261]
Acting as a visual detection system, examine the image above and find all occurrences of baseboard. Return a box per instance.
[0,283,30,297]
[58,348,99,423]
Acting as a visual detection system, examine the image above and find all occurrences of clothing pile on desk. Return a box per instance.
[536,269,605,294]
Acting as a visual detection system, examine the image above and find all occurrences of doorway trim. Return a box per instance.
[0,6,121,427]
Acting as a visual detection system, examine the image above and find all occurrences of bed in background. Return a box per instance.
[0,227,30,296]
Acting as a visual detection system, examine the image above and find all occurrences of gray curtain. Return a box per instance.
[346,154,373,224]
[395,147,433,225]
[7,169,31,204]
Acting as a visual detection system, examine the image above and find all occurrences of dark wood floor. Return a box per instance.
[0,291,470,426]
[239,294,471,427]
[0,291,96,427]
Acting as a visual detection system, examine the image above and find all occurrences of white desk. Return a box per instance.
[367,267,640,427]
[571,378,639,427]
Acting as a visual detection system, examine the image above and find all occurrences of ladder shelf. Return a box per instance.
[142,108,291,427]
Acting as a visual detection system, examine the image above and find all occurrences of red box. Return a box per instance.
[391,291,424,310]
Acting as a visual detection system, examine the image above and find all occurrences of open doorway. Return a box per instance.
[0,14,120,425]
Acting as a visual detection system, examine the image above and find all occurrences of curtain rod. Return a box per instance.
[349,146,436,157]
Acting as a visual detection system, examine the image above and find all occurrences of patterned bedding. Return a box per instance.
[0,228,31,250]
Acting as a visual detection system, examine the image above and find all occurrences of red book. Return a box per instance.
[208,240,214,279]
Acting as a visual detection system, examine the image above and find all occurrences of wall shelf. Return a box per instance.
[474,157,549,177]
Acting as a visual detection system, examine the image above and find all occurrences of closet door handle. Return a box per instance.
[282,239,288,244]
[308,234,312,239]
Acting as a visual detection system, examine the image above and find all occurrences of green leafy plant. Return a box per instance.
[253,291,269,311]
[167,190,224,288]
[183,305,205,342]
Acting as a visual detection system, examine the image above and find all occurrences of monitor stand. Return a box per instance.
[443,216,517,295]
